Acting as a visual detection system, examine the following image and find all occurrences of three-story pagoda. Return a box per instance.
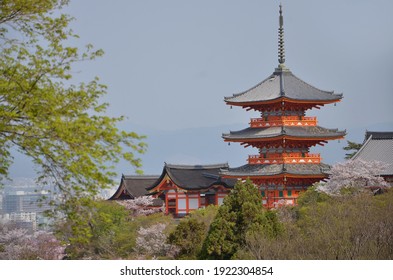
[221,5,346,208]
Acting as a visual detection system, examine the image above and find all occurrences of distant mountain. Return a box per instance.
[8,122,393,180]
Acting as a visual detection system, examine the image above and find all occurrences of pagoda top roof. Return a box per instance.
[223,126,346,141]
[224,68,343,105]
[225,5,342,107]
[147,163,236,191]
[220,162,331,177]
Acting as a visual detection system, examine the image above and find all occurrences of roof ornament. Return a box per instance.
[278,3,285,67]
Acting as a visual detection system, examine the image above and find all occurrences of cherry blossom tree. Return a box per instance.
[116,196,164,216]
[135,223,178,258]
[318,159,390,195]
[0,224,65,260]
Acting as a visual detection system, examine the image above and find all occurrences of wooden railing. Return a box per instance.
[250,116,317,128]
[248,152,321,164]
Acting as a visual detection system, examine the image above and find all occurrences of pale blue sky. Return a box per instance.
[9,0,393,178]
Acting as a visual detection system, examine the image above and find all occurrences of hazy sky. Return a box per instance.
[9,0,393,178]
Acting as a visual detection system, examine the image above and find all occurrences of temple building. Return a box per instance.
[352,131,393,186]
[220,5,345,207]
[145,163,234,216]
[110,163,235,217]
[109,5,346,214]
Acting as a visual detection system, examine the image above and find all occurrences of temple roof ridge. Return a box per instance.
[164,162,229,170]
[122,174,160,179]
[364,131,393,141]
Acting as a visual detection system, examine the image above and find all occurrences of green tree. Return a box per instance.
[294,191,393,259]
[1,1,147,254]
[200,179,283,259]
[343,140,362,159]
[0,0,146,196]
[56,200,138,259]
[168,205,218,259]
[56,199,176,259]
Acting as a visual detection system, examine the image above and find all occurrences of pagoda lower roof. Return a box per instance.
[220,163,331,177]
[224,68,342,105]
[223,126,345,141]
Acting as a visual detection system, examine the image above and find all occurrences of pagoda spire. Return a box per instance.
[278,3,285,66]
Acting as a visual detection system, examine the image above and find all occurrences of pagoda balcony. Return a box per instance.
[248,152,321,164]
[250,116,317,128]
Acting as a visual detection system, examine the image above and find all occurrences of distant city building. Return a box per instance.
[0,183,55,231]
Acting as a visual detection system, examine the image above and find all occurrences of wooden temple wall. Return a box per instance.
[260,189,301,208]
[164,189,228,216]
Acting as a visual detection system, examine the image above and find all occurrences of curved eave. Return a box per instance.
[221,173,327,179]
[146,167,169,192]
[225,96,342,107]
[220,163,330,179]
[108,176,127,200]
[146,166,196,192]
[108,179,125,200]
[223,133,346,143]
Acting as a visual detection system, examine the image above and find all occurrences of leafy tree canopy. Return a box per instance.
[200,179,283,259]
[343,140,362,159]
[0,0,146,198]
[168,205,218,259]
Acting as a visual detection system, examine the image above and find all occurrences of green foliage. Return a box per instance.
[0,0,146,197]
[295,191,393,259]
[168,218,205,258]
[297,185,330,207]
[56,199,176,260]
[188,205,219,229]
[200,179,283,259]
[236,188,393,260]
[1,2,147,256]
[167,205,218,259]
[343,140,362,159]
[57,199,137,259]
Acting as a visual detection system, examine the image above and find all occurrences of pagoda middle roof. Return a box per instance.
[223,126,346,141]
[220,163,331,177]
[224,68,343,104]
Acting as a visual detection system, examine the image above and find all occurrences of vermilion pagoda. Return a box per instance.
[220,5,346,208]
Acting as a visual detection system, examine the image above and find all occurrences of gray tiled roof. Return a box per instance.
[147,163,236,191]
[109,175,159,199]
[364,131,393,141]
[224,68,343,104]
[353,131,393,175]
[220,163,331,177]
[223,126,345,140]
